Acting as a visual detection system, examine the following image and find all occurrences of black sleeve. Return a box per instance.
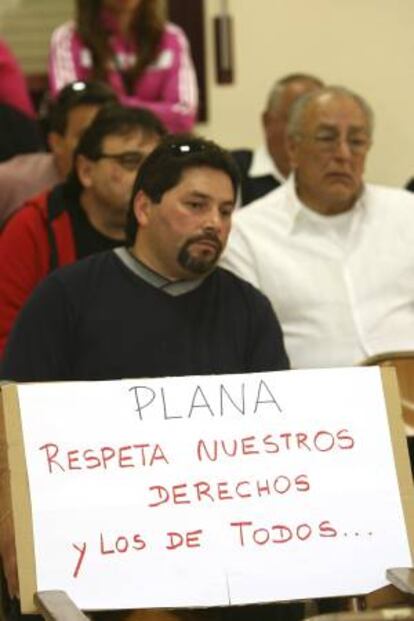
[0,275,76,382]
[405,178,414,193]
[245,286,290,372]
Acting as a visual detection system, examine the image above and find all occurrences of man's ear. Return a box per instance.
[286,134,299,170]
[47,131,63,155]
[133,191,152,228]
[262,110,269,132]
[76,154,94,189]
[262,109,278,139]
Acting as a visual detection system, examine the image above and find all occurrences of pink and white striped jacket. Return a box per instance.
[48,17,198,133]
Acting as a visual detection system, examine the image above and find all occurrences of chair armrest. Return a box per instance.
[305,611,414,620]
[386,568,414,596]
[34,590,89,621]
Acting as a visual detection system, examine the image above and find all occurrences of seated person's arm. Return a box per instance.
[120,29,198,133]
[1,274,75,383]
[0,205,50,357]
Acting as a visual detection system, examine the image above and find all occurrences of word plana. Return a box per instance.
[128,378,283,420]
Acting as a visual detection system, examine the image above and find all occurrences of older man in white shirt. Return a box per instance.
[222,85,414,369]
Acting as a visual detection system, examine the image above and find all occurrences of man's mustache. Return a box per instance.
[185,232,223,252]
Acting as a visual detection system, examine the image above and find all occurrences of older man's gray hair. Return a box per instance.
[265,73,324,113]
[287,85,375,140]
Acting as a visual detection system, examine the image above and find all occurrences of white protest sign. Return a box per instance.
[7,368,414,611]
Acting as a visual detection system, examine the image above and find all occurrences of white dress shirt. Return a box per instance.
[221,176,414,369]
[248,144,286,184]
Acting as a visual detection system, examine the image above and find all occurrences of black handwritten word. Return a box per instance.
[197,429,354,462]
[39,442,169,474]
[230,519,337,546]
[148,474,309,507]
[129,379,282,421]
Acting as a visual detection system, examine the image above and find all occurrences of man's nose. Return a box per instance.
[333,136,352,159]
[203,207,222,231]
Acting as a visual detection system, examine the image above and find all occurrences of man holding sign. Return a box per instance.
[1,136,292,620]
[1,135,288,382]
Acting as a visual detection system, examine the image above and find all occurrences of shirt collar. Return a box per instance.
[284,175,367,235]
[114,247,207,296]
[248,144,286,184]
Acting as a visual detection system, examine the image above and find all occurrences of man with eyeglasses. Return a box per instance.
[1,134,288,382]
[221,85,414,369]
[0,102,165,355]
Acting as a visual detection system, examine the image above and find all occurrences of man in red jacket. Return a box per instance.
[0,102,165,355]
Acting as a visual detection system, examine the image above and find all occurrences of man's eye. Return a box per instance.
[220,207,233,217]
[121,162,140,171]
[186,201,204,210]
[315,134,336,143]
[349,138,367,147]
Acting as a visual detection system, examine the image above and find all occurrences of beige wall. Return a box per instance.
[200,0,414,187]
[1,0,414,186]
[0,0,72,74]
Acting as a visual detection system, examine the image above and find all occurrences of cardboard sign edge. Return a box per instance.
[1,382,37,614]
[380,367,414,562]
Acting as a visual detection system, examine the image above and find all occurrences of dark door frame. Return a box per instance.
[167,0,207,122]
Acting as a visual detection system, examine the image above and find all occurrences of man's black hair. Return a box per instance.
[125,134,240,245]
[48,80,118,135]
[64,103,167,198]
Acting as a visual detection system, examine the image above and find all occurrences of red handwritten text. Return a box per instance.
[230,519,337,546]
[148,474,310,507]
[166,530,203,550]
[197,429,354,461]
[72,542,87,578]
[100,532,146,556]
[38,443,169,473]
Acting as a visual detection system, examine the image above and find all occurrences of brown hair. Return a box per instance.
[75,0,164,93]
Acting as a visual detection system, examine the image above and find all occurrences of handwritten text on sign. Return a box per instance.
[16,369,412,610]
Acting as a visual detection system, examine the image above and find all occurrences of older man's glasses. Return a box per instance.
[299,131,370,155]
[95,151,145,171]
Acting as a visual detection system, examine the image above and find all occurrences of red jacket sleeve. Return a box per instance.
[0,201,51,355]
[0,189,78,356]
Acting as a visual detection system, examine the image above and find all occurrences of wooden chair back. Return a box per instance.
[360,351,414,432]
